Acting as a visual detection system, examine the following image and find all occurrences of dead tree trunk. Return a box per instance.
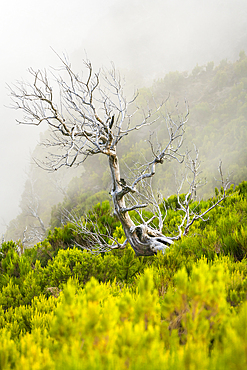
[109,152,173,256]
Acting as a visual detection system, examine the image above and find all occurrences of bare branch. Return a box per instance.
[63,210,127,254]
[173,155,230,239]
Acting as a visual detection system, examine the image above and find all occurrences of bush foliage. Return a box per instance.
[0,181,247,369]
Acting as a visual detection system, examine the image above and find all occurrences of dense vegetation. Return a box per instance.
[1,181,247,369]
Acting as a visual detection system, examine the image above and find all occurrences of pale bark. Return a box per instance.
[9,55,229,256]
[108,151,173,255]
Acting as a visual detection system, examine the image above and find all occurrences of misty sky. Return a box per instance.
[1,0,247,235]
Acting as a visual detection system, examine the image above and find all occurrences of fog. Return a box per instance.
[1,0,247,235]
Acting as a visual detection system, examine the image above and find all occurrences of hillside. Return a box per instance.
[0,181,247,368]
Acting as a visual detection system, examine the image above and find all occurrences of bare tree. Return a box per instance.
[16,177,47,248]
[24,179,47,243]
[9,56,229,256]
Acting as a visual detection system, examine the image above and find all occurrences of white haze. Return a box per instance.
[0,0,247,236]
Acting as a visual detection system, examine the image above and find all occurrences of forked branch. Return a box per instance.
[63,210,127,254]
[174,154,230,239]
